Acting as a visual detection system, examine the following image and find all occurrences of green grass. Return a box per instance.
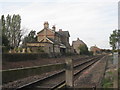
[102,71,113,88]
[107,71,113,75]
[102,78,113,88]
[118,56,120,88]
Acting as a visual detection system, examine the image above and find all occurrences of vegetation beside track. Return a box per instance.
[102,71,113,88]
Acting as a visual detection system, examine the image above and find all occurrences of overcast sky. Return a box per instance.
[0,0,119,49]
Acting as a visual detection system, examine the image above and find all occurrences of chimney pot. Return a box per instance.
[59,29,62,32]
[52,25,56,31]
[77,38,80,40]
[44,21,49,29]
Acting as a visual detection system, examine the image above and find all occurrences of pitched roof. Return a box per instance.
[47,37,66,48]
[37,28,55,34]
[90,46,100,50]
[72,39,86,45]
[57,31,70,37]
[47,37,59,44]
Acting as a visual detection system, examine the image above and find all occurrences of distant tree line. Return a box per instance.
[1,14,37,52]
[1,14,22,51]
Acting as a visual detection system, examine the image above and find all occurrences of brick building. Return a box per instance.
[72,38,86,54]
[90,45,101,55]
[27,22,72,56]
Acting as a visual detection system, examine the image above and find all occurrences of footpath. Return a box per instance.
[74,56,108,88]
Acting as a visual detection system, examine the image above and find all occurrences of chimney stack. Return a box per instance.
[52,25,56,31]
[77,38,80,41]
[59,29,62,32]
[44,21,49,29]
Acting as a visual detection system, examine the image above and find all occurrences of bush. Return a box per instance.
[88,51,93,56]
[78,44,89,55]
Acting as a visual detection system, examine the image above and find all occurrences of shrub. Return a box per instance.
[88,51,93,56]
[78,44,89,55]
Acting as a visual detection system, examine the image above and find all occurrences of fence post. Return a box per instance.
[65,58,73,88]
[113,52,118,88]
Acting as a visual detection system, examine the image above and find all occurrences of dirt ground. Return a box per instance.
[74,55,108,88]
[2,55,84,70]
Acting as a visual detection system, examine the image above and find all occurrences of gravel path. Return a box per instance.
[74,56,107,88]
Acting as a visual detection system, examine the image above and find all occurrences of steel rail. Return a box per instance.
[16,55,104,90]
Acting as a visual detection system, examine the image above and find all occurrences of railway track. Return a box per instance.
[16,55,104,90]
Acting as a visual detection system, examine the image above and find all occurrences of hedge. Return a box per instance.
[2,53,49,62]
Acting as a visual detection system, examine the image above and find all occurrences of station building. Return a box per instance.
[27,22,73,56]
